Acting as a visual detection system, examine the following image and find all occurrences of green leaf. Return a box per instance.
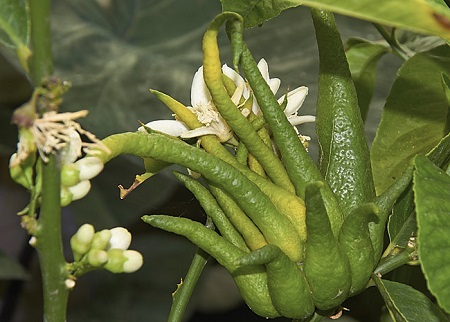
[373,275,448,321]
[298,0,450,40]
[220,0,300,28]
[395,30,446,54]
[0,0,29,48]
[414,155,450,314]
[443,74,450,134]
[388,213,416,250]
[386,131,450,247]
[346,38,388,121]
[371,45,450,194]
[0,250,29,280]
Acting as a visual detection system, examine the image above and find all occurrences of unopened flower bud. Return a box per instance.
[68,180,91,201]
[122,250,143,273]
[108,227,131,250]
[75,157,104,180]
[9,153,34,189]
[87,249,108,267]
[60,186,74,207]
[91,229,112,250]
[61,163,80,187]
[104,248,127,273]
[70,224,95,260]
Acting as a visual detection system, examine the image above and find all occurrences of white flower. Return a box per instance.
[141,65,247,142]
[142,59,315,143]
[277,86,316,127]
[251,59,315,129]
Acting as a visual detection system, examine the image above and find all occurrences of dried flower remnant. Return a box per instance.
[11,108,109,167]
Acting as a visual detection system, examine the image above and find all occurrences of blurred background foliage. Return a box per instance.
[0,0,407,321]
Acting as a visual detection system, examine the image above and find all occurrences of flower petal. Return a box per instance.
[257,59,270,82]
[75,156,104,180]
[222,64,250,99]
[180,126,222,139]
[288,115,316,126]
[60,129,82,164]
[191,66,212,107]
[268,78,281,95]
[257,59,280,94]
[278,86,309,116]
[139,120,189,137]
[68,180,91,201]
[231,82,245,105]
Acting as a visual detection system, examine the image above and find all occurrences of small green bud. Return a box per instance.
[104,249,127,273]
[9,153,35,189]
[61,163,80,187]
[87,249,108,267]
[70,224,95,260]
[60,130,82,164]
[122,250,143,273]
[108,227,131,250]
[60,186,73,207]
[91,229,112,250]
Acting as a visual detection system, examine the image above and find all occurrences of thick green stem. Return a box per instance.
[29,1,69,321]
[373,24,410,61]
[29,0,53,84]
[168,249,209,322]
[374,247,416,276]
[35,156,69,322]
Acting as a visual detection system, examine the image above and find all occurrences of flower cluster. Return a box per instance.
[59,129,105,206]
[140,59,315,145]
[69,224,143,276]
[9,104,109,206]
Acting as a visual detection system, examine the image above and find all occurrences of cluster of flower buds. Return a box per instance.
[70,224,143,275]
[60,154,104,206]
[9,96,109,207]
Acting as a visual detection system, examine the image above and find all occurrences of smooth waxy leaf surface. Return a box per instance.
[0,0,29,48]
[414,155,450,314]
[371,45,450,194]
[222,0,450,38]
[299,0,450,40]
[373,275,448,321]
[346,38,388,121]
[221,0,300,28]
[387,132,450,243]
